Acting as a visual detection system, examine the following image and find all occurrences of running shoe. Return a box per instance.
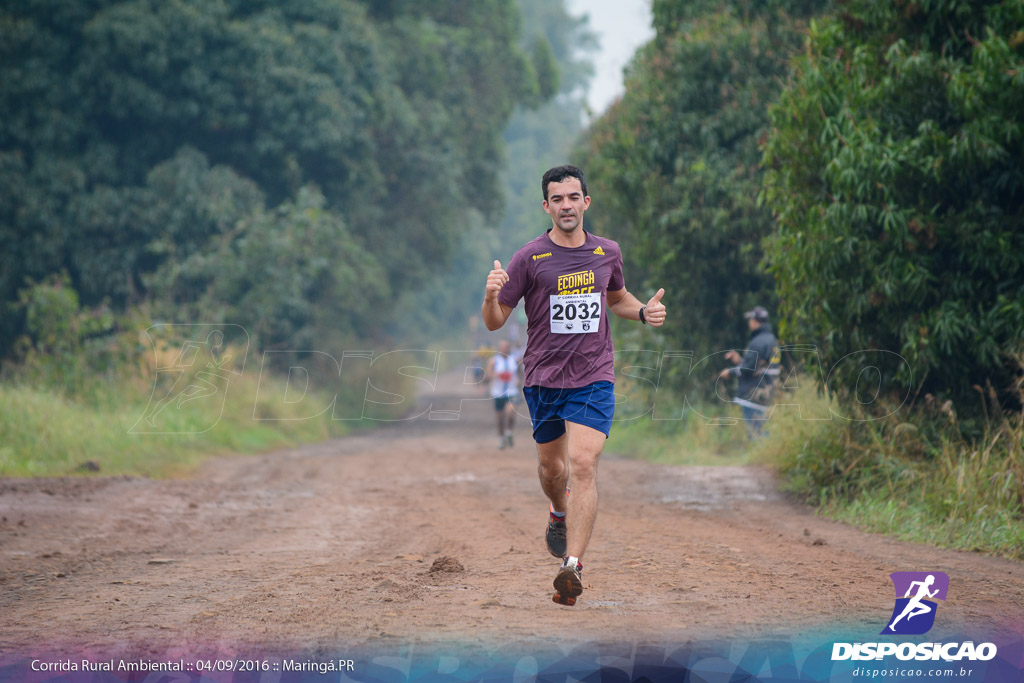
[506,433,514,448]
[552,559,583,606]
[545,516,566,558]
[498,436,507,450]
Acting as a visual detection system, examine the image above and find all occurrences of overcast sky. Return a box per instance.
[566,0,655,116]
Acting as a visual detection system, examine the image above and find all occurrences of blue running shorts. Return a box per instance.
[522,381,615,443]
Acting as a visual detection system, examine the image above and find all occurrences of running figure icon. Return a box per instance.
[130,324,249,434]
[882,571,948,635]
[143,330,232,428]
[888,574,939,632]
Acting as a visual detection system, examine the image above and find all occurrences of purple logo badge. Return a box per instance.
[882,571,949,635]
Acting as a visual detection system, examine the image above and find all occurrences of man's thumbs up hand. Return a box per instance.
[485,259,509,301]
[643,288,667,327]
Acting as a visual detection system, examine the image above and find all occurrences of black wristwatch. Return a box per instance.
[639,306,647,325]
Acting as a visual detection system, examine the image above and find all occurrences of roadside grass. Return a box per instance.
[606,379,1024,561]
[0,367,358,479]
[606,402,754,466]
[753,385,1024,561]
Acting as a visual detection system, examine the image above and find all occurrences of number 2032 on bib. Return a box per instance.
[549,292,601,334]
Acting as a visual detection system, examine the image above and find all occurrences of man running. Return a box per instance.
[486,339,519,450]
[481,165,666,606]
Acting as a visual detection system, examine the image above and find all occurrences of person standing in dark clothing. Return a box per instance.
[719,306,780,439]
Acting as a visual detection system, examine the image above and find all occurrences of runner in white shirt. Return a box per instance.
[486,340,519,450]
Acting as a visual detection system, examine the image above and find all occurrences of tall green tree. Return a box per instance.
[762,0,1024,407]
[577,0,828,393]
[0,0,546,355]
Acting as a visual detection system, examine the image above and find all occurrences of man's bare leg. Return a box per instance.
[562,421,604,559]
[536,434,569,514]
[495,409,506,447]
[535,424,604,555]
[538,422,605,606]
[504,402,516,441]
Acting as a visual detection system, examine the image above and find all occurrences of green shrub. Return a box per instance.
[758,384,1024,560]
[762,0,1024,408]
[0,367,351,479]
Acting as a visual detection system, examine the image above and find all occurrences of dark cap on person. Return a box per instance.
[744,306,769,323]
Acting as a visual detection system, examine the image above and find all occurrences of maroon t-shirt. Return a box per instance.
[498,230,625,389]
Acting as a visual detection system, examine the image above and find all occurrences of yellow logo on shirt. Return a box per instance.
[533,252,552,261]
[593,246,605,255]
[557,269,595,295]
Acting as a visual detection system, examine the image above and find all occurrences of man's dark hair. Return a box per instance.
[542,165,588,200]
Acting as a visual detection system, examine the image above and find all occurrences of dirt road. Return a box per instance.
[1,375,1022,665]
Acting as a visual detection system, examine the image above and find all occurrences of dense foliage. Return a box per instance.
[762,0,1024,407]
[0,0,552,356]
[577,0,829,395]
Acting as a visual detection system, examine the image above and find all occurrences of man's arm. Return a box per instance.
[737,346,761,377]
[722,347,761,379]
[483,259,514,331]
[607,287,666,326]
[483,300,514,331]
[720,351,743,379]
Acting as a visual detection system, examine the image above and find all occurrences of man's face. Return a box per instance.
[543,177,590,234]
